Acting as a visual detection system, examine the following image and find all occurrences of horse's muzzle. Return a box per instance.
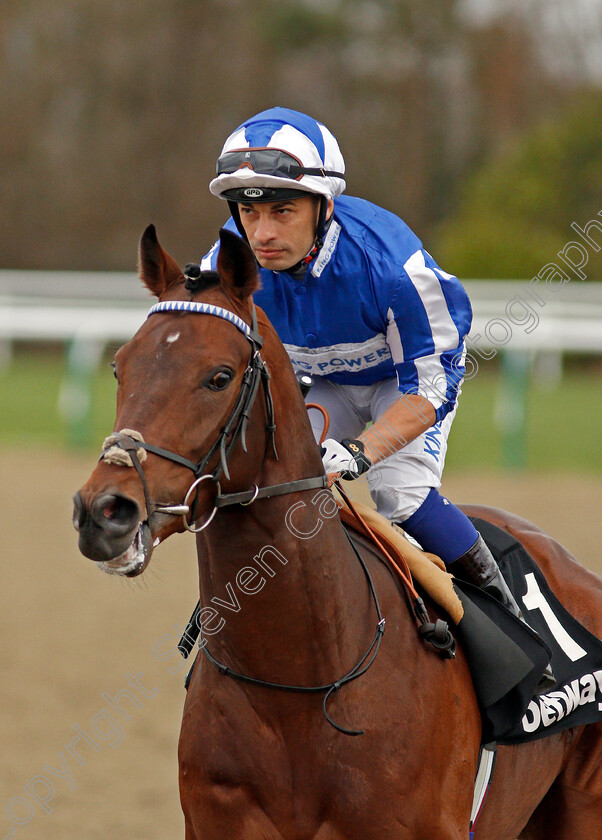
[73,490,148,572]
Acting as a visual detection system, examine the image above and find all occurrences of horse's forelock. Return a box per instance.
[184,270,221,295]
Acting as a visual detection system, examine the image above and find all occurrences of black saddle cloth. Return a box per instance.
[454,518,602,744]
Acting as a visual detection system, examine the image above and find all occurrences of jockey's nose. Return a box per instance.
[253,212,277,243]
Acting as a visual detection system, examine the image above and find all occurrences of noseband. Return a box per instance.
[100,299,327,532]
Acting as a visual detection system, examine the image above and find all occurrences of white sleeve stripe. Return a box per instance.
[432,265,455,281]
[403,250,459,353]
[386,306,404,364]
[414,355,448,410]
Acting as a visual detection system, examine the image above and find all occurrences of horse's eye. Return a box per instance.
[110,362,118,380]
[208,370,232,391]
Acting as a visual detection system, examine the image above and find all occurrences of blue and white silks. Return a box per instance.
[202,194,472,423]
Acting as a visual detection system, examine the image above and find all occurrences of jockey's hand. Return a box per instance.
[320,438,371,481]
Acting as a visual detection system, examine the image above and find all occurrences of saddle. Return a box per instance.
[337,501,464,623]
[340,499,602,745]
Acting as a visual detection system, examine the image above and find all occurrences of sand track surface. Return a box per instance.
[1,449,600,839]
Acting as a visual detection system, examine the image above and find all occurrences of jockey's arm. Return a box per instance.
[357,393,436,466]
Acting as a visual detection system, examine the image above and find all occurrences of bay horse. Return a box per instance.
[73,226,602,839]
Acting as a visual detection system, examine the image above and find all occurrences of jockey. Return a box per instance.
[202,106,554,685]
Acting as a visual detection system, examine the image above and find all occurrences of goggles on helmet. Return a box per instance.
[216,147,344,181]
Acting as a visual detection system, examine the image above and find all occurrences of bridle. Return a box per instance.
[100,293,452,736]
[101,298,328,532]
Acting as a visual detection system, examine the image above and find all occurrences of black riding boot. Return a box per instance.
[449,534,556,692]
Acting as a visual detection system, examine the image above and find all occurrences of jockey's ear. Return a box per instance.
[138,224,183,298]
[217,228,260,304]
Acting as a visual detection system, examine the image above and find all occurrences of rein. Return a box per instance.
[196,528,386,737]
[336,483,455,656]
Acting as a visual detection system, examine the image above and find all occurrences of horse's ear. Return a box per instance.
[138,224,182,297]
[216,228,259,302]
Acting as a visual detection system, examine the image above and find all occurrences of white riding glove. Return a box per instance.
[320,438,371,480]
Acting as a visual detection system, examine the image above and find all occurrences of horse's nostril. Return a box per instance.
[90,493,141,534]
[102,499,118,520]
[72,491,86,532]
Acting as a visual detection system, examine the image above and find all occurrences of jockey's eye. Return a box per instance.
[207,369,233,391]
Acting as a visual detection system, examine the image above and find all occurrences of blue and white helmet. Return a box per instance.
[209,107,346,203]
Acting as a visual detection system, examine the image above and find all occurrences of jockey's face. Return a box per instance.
[237,196,333,272]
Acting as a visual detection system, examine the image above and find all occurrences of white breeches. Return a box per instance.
[306,377,457,522]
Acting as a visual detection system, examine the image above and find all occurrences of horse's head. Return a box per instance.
[73,225,281,576]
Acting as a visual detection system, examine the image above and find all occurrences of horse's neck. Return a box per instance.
[197,488,369,687]
[196,332,374,683]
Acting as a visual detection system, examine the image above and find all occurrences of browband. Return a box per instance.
[148,300,251,337]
